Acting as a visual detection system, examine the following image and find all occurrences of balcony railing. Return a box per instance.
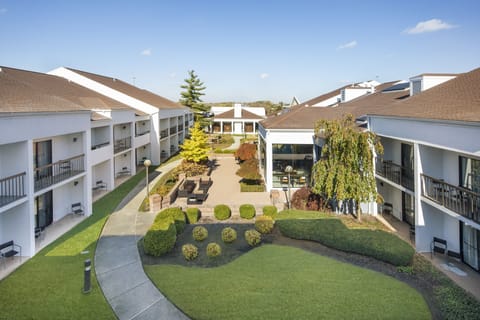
[34,154,85,192]
[114,137,131,153]
[170,126,177,135]
[178,124,184,132]
[421,174,480,224]
[135,129,150,137]
[160,129,169,139]
[0,172,26,207]
[184,121,188,127]
[91,141,109,150]
[376,159,414,191]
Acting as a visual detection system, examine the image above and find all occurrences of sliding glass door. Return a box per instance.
[35,191,53,228]
[461,222,479,271]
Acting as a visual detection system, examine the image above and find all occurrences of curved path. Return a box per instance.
[95,160,189,320]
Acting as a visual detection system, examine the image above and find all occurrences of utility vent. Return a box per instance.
[411,80,422,96]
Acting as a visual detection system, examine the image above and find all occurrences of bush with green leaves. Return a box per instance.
[192,226,208,241]
[255,215,274,234]
[221,227,237,244]
[214,204,231,220]
[239,204,256,219]
[182,244,199,261]
[143,218,177,256]
[262,205,278,218]
[186,207,200,224]
[155,207,186,234]
[206,242,222,257]
[245,229,262,247]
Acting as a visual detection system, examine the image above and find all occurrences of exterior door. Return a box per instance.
[402,192,415,226]
[35,191,53,228]
[461,222,479,271]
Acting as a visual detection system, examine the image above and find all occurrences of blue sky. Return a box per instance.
[1,1,479,103]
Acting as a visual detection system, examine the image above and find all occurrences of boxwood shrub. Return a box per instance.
[192,226,208,241]
[255,215,274,234]
[186,207,201,224]
[221,227,237,243]
[214,204,231,220]
[239,204,256,219]
[276,218,415,266]
[182,244,199,261]
[155,207,186,234]
[143,218,177,256]
[262,205,278,218]
[206,242,222,257]
[245,229,262,247]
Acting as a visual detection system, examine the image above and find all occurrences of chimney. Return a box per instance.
[234,103,242,118]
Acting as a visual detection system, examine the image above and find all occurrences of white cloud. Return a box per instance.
[338,40,357,50]
[140,48,152,56]
[404,18,457,34]
[260,73,269,79]
[0,8,7,14]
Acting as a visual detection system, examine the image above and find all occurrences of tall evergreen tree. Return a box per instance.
[180,70,209,127]
[180,122,210,163]
[311,114,383,221]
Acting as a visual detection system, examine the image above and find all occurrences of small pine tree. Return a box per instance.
[180,122,210,163]
[180,70,209,127]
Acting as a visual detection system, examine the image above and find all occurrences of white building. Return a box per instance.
[211,103,265,134]
[0,66,193,258]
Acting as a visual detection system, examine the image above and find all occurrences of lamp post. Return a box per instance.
[285,165,293,209]
[143,159,152,198]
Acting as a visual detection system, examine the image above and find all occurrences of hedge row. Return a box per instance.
[276,218,414,266]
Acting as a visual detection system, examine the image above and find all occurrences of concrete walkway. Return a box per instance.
[95,160,189,320]
[225,135,242,150]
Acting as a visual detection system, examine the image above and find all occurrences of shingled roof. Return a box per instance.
[66,68,185,110]
[260,81,404,130]
[369,68,480,122]
[0,66,130,114]
[214,108,264,120]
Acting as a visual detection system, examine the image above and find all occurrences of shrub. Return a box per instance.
[236,158,262,180]
[234,143,257,162]
[214,204,231,220]
[245,229,262,247]
[262,205,278,218]
[240,183,265,192]
[192,226,208,241]
[186,207,201,224]
[291,187,326,211]
[206,242,222,257]
[255,215,274,234]
[276,218,415,266]
[221,227,237,243]
[155,207,186,234]
[239,204,256,219]
[143,218,177,256]
[182,244,199,261]
[174,160,208,177]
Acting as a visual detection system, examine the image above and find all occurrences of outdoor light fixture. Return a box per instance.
[144,159,152,197]
[285,165,293,209]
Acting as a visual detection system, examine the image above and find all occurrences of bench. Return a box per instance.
[431,237,447,259]
[382,202,393,216]
[116,167,130,177]
[72,202,85,215]
[92,180,107,191]
[187,192,208,205]
[0,240,22,267]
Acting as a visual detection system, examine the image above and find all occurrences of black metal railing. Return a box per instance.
[184,121,188,127]
[421,174,480,224]
[34,154,85,192]
[170,126,177,135]
[135,129,150,137]
[114,137,131,153]
[0,172,26,207]
[376,159,414,191]
[160,129,169,139]
[91,141,109,150]
[178,124,184,132]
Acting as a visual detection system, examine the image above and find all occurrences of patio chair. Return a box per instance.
[71,202,85,215]
[431,237,447,259]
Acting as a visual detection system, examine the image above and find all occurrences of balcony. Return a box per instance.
[178,124,184,132]
[0,172,26,207]
[135,129,150,137]
[114,137,131,153]
[376,159,414,191]
[91,141,109,150]
[34,154,85,192]
[170,126,177,135]
[160,129,168,139]
[421,174,480,224]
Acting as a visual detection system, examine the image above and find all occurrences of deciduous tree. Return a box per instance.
[180,122,210,163]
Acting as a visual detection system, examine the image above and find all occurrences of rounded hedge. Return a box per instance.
[143,218,177,256]
[214,204,231,220]
[182,244,199,261]
[239,204,256,219]
[262,205,278,218]
[245,229,262,247]
[221,227,237,244]
[206,242,222,257]
[255,215,274,234]
[155,207,186,234]
[186,207,201,224]
[192,226,208,241]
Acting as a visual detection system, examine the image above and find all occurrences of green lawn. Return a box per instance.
[0,171,148,320]
[145,245,430,320]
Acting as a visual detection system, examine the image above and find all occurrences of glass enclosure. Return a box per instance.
[272,144,313,188]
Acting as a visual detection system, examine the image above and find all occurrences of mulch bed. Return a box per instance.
[138,223,461,320]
